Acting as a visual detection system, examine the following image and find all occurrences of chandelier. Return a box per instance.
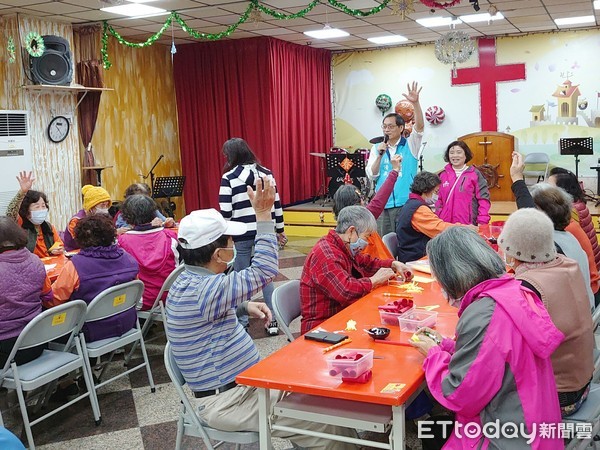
[434,31,475,77]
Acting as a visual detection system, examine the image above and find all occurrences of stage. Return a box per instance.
[282,199,600,238]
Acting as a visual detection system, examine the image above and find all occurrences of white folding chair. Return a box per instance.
[124,265,184,365]
[164,342,259,450]
[564,384,600,449]
[80,280,155,405]
[382,232,398,259]
[272,280,301,342]
[0,301,100,450]
[523,152,550,185]
[592,306,600,383]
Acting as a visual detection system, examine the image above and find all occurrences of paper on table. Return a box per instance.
[380,383,406,394]
[412,275,434,283]
[44,264,56,271]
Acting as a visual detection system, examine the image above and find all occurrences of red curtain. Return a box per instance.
[173,36,332,210]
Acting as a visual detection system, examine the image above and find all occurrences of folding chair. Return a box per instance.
[382,232,398,259]
[523,152,550,185]
[593,306,600,383]
[164,342,259,450]
[564,384,600,449]
[124,264,184,365]
[272,280,301,342]
[80,280,155,406]
[0,301,100,450]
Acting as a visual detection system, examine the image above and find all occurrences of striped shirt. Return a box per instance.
[219,164,284,241]
[165,223,278,392]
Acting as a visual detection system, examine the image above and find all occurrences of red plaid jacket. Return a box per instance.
[300,230,393,334]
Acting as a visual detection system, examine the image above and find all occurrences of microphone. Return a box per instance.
[379,135,389,155]
[369,136,385,144]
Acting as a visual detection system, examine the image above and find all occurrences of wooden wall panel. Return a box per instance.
[0,15,81,230]
[93,40,183,217]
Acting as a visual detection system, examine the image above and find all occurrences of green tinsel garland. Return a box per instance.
[101,0,392,69]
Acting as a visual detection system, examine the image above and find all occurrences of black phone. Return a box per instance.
[304,331,348,345]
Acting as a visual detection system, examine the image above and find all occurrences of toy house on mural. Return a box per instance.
[529,105,546,126]
[552,79,580,125]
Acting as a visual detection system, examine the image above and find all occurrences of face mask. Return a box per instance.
[94,207,109,215]
[349,230,368,256]
[503,253,515,268]
[426,193,438,205]
[30,209,48,225]
[220,246,237,268]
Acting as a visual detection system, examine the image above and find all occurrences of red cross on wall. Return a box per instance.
[452,38,526,132]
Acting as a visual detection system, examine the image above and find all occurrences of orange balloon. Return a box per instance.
[395,100,414,122]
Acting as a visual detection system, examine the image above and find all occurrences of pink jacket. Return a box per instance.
[436,164,490,225]
[423,275,564,449]
[118,228,179,310]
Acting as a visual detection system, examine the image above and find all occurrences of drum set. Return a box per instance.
[310,147,372,205]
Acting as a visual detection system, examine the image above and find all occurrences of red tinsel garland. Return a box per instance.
[420,0,461,8]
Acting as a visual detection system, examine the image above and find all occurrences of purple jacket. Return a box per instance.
[63,209,86,251]
[436,164,490,225]
[423,275,564,449]
[71,245,139,342]
[0,248,52,340]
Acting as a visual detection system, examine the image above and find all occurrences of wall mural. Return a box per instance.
[333,29,600,179]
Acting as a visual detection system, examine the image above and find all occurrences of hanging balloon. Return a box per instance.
[578,99,588,110]
[395,100,414,122]
[426,105,445,125]
[375,94,392,116]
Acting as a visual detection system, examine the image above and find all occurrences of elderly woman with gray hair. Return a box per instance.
[499,208,593,417]
[410,227,564,449]
[117,194,179,311]
[300,205,411,334]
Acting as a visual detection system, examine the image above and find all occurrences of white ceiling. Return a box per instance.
[1,0,599,50]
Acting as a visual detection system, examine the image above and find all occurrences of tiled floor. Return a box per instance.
[1,236,423,450]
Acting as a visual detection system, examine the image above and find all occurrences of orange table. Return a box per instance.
[236,275,458,449]
[40,252,77,282]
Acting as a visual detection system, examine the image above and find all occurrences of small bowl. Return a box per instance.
[365,327,391,340]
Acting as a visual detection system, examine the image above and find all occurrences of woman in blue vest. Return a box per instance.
[395,171,475,263]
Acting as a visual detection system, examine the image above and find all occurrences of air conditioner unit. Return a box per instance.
[0,110,32,215]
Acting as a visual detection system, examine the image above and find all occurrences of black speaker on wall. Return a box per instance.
[30,35,73,86]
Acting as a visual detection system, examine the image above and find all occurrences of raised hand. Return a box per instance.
[16,171,35,193]
[402,81,422,104]
[247,175,276,221]
[510,151,525,182]
[391,154,402,173]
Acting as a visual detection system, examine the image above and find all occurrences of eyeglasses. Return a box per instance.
[381,124,398,130]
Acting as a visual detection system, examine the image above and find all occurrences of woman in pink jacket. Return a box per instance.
[411,227,564,449]
[436,141,490,225]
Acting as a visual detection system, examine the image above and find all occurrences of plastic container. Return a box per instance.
[326,349,374,379]
[378,300,414,325]
[398,310,438,332]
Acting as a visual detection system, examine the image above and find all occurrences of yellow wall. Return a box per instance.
[0,15,183,228]
[93,38,183,217]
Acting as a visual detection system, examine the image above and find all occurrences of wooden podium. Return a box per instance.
[459,132,516,201]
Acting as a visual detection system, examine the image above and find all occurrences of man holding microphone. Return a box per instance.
[366,81,424,236]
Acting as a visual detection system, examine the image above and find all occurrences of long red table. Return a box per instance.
[237,273,458,449]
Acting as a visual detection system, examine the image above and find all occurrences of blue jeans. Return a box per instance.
[234,239,275,327]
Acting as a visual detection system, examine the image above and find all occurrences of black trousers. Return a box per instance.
[0,337,46,369]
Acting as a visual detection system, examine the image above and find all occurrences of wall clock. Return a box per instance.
[47,116,70,143]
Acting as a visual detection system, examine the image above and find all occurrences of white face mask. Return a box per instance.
[30,209,48,225]
[503,253,515,268]
[94,207,110,215]
[426,193,438,205]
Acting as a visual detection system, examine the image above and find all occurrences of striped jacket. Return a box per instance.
[219,164,284,241]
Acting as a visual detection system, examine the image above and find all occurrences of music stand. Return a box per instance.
[326,153,366,178]
[559,137,593,178]
[152,176,186,218]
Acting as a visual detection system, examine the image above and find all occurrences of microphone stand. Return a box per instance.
[143,154,164,195]
[417,141,427,172]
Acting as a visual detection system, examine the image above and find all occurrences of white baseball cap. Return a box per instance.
[177,209,247,249]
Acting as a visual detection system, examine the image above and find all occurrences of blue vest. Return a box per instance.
[374,138,418,209]
[395,198,430,263]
